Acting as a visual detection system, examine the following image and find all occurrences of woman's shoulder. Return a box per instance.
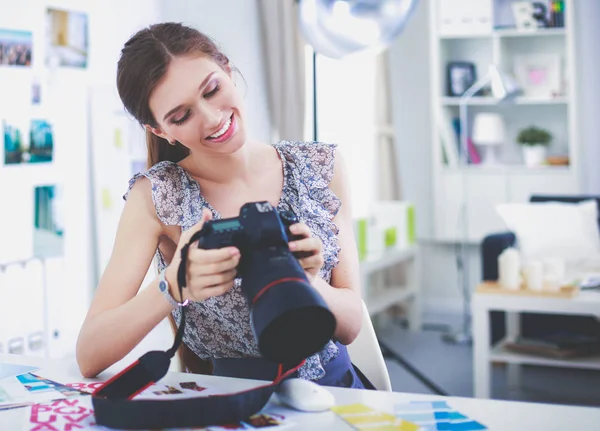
[123,160,198,226]
[274,140,337,159]
[274,140,337,181]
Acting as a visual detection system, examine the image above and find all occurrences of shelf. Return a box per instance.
[439,33,492,40]
[441,165,572,175]
[359,246,417,275]
[441,96,569,106]
[490,338,600,370]
[439,28,566,40]
[494,28,567,38]
[366,286,416,316]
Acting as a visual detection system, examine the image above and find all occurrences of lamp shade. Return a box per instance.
[472,113,506,146]
[297,0,418,59]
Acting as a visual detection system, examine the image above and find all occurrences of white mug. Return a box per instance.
[499,248,521,290]
[524,261,544,291]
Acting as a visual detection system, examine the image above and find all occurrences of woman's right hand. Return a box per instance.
[165,208,240,303]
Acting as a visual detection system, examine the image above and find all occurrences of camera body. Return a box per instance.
[196,201,336,364]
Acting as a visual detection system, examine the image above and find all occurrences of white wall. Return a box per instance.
[160,0,272,145]
[0,0,164,358]
[574,0,600,194]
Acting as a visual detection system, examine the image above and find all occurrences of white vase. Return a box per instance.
[522,145,547,167]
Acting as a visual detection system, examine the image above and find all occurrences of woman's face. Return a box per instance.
[148,55,246,155]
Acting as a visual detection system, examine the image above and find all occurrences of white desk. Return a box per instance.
[2,353,599,430]
[472,287,600,399]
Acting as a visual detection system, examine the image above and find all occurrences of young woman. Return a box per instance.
[76,22,367,388]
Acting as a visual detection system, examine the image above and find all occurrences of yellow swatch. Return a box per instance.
[101,188,112,209]
[331,404,419,431]
[114,128,124,149]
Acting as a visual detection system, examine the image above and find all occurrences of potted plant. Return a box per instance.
[517,126,552,167]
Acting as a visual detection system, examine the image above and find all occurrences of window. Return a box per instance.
[305,47,394,218]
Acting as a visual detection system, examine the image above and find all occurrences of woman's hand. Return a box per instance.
[288,222,325,284]
[165,208,240,303]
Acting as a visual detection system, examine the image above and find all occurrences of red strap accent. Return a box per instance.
[252,277,306,305]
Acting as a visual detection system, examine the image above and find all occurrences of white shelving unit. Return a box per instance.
[429,0,580,243]
[359,246,421,330]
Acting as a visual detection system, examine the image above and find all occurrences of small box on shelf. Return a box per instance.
[354,201,416,261]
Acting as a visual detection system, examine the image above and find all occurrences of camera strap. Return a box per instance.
[91,232,304,429]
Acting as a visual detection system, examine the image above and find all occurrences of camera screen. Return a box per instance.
[213,219,241,231]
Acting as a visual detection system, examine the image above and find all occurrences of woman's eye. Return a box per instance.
[172,111,191,125]
[204,83,220,99]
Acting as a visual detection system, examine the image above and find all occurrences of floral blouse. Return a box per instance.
[124,141,342,381]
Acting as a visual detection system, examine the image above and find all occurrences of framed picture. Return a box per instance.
[447,62,477,97]
[513,54,562,98]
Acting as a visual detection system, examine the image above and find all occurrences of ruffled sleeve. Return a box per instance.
[276,140,341,218]
[274,140,342,273]
[123,161,200,227]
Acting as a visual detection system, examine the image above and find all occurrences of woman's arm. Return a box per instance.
[76,178,174,378]
[313,149,363,345]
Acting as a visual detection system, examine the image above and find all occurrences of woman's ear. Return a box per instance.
[144,124,170,141]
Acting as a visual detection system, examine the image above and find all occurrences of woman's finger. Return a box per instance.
[190,255,240,276]
[201,280,236,298]
[193,269,238,289]
[299,253,324,271]
[289,237,321,254]
[188,246,240,264]
[289,222,311,238]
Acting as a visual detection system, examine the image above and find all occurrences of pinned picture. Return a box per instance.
[46,8,88,68]
[3,119,54,165]
[0,28,32,66]
[33,185,65,258]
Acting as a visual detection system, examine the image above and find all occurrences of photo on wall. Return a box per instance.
[33,185,65,258]
[0,28,32,67]
[46,8,88,68]
[3,119,54,165]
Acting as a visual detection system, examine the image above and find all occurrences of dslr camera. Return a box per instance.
[196,201,336,364]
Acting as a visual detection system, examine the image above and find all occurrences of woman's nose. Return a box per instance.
[198,101,222,127]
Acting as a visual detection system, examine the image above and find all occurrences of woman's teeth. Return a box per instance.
[208,116,232,139]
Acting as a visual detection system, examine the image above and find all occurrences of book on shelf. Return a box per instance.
[504,332,600,359]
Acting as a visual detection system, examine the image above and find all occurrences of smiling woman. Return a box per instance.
[75,22,369,390]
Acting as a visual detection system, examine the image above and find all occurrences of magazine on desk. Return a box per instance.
[0,371,296,431]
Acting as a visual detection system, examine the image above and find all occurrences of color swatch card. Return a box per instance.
[332,403,419,431]
[394,401,487,431]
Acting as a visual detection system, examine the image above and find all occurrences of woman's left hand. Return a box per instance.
[288,222,324,284]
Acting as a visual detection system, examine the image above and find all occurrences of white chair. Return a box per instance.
[347,300,392,391]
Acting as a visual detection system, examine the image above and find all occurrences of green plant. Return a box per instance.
[516,126,553,147]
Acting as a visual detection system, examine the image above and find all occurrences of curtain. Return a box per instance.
[376,51,402,201]
[257,0,306,142]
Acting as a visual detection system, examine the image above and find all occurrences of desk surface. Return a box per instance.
[2,353,599,430]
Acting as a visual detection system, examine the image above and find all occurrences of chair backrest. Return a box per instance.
[347,301,392,391]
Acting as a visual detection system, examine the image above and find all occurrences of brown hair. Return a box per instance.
[116,22,233,169]
[117,23,233,375]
